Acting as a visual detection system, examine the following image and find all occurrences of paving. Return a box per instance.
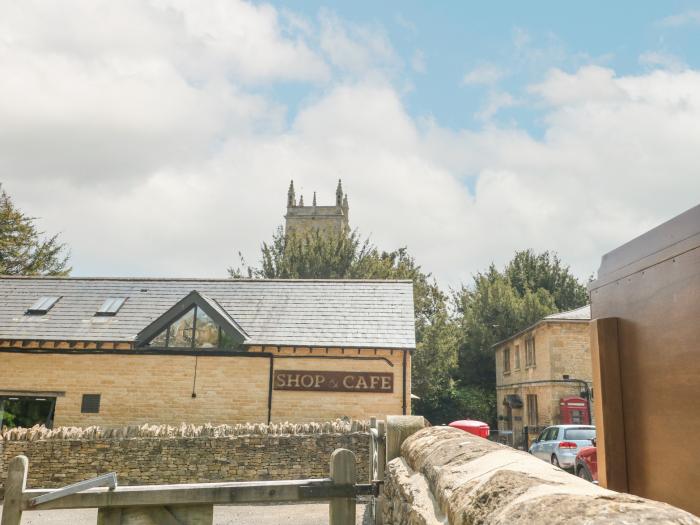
[0,502,371,524]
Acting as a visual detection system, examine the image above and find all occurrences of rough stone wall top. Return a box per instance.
[382,426,699,524]
[1,421,370,491]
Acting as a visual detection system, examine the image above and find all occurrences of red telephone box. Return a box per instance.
[559,396,590,425]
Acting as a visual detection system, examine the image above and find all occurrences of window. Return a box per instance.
[544,426,558,441]
[0,395,56,429]
[514,345,521,370]
[564,428,595,441]
[96,297,126,316]
[525,337,536,367]
[81,394,101,413]
[147,306,238,349]
[26,296,60,315]
[503,347,511,373]
[527,394,538,426]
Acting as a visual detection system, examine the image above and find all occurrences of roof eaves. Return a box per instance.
[490,316,590,350]
[0,276,414,284]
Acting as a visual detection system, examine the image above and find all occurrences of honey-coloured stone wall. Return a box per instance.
[0,423,369,491]
[1,347,409,427]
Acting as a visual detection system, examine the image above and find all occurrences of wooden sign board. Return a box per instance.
[273,370,393,393]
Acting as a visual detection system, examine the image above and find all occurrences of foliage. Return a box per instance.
[412,286,459,411]
[0,185,70,276]
[505,250,588,311]
[414,383,496,427]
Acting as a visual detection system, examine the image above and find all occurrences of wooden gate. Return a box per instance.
[1,449,373,525]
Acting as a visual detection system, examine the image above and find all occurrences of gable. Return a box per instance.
[136,291,247,348]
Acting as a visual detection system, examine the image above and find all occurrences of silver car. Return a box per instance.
[528,425,595,470]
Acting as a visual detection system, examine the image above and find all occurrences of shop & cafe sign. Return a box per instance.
[273,370,393,393]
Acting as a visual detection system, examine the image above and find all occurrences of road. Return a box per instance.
[0,502,371,524]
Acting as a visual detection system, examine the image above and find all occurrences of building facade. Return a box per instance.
[493,305,592,449]
[0,278,414,429]
[285,180,349,236]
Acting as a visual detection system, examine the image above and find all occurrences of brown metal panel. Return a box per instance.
[589,318,627,492]
[590,207,700,516]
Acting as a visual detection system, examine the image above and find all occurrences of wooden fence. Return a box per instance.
[1,449,371,525]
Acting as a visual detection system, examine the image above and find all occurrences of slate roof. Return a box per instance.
[0,277,416,349]
[544,305,591,321]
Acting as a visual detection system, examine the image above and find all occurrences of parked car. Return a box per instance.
[528,425,595,470]
[575,440,598,483]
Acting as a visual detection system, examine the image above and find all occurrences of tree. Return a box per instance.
[454,268,556,387]
[230,226,458,423]
[0,185,70,276]
[505,250,588,311]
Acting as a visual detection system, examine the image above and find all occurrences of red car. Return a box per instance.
[575,440,598,483]
[448,420,490,438]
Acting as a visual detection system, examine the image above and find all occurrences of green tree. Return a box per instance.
[455,268,556,387]
[505,250,588,311]
[0,185,70,276]
[230,226,458,423]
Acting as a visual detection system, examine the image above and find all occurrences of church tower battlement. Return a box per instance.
[285,179,349,236]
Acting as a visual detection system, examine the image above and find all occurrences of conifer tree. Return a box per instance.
[0,185,70,276]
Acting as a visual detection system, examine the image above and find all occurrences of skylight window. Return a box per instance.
[26,296,60,315]
[96,297,127,316]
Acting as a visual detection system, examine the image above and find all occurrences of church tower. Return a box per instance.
[285,179,350,236]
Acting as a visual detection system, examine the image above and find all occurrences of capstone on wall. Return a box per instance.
[382,426,699,525]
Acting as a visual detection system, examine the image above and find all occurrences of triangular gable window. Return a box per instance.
[137,291,246,349]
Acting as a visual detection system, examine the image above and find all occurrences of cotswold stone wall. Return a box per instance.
[0,421,369,491]
[382,426,699,524]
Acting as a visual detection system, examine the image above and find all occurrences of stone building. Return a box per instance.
[0,278,414,429]
[285,179,349,236]
[493,305,592,449]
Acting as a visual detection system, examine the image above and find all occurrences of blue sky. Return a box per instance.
[268,1,700,133]
[2,0,700,285]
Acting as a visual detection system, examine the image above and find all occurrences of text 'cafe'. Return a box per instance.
[0,277,415,428]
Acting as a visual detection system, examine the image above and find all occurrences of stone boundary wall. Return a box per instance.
[382,426,699,524]
[0,420,369,492]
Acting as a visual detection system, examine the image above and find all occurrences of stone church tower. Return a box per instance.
[285,180,349,236]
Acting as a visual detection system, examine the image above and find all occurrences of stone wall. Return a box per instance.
[0,421,369,491]
[382,426,699,524]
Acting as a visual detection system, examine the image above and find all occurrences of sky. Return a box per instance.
[1,0,700,288]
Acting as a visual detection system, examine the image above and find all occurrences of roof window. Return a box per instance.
[26,296,60,315]
[95,297,127,316]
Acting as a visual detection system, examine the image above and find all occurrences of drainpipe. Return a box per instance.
[402,350,407,415]
[267,354,274,424]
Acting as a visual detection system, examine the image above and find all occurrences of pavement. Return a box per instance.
[0,502,371,524]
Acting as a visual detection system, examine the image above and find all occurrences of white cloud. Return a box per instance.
[659,10,700,27]
[475,91,517,121]
[318,10,399,77]
[411,50,426,74]
[639,51,687,72]
[528,66,624,105]
[462,63,506,86]
[1,1,699,289]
